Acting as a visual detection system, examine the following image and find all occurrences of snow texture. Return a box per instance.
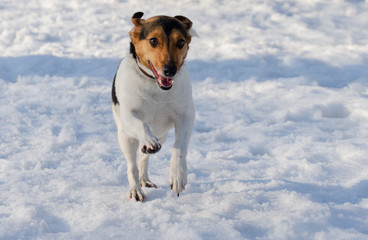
[1,0,368,239]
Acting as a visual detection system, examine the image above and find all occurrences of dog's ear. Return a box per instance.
[129,12,145,42]
[174,15,192,31]
[131,12,144,26]
[175,15,193,43]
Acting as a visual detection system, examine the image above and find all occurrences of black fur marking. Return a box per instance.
[112,74,119,105]
[130,42,137,59]
[132,12,144,19]
[139,17,188,41]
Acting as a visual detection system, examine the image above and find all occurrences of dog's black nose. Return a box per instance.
[163,64,177,78]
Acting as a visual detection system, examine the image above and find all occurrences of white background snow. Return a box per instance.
[1,0,368,239]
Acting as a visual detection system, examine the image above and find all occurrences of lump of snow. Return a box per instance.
[321,103,350,118]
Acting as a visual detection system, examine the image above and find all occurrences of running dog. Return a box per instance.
[112,12,195,201]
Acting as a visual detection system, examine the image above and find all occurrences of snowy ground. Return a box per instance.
[1,0,368,239]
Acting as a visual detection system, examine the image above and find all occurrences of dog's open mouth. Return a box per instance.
[149,61,173,91]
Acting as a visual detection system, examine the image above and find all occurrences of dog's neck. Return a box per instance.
[130,43,155,79]
[135,57,155,79]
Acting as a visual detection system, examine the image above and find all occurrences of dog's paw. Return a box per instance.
[141,136,161,154]
[140,179,157,188]
[127,185,146,202]
[169,168,187,197]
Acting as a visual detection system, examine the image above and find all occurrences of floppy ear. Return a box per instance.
[175,15,193,43]
[174,15,192,30]
[131,12,144,26]
[129,12,145,42]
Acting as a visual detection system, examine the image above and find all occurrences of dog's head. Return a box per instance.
[129,12,193,90]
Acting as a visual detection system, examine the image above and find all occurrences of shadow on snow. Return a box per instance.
[0,55,367,88]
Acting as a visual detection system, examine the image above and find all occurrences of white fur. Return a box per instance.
[112,53,195,201]
[190,28,199,38]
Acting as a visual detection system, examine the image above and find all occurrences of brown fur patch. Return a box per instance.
[129,13,192,76]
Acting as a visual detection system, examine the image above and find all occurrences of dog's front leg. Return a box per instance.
[120,108,161,154]
[130,110,162,154]
[169,109,195,196]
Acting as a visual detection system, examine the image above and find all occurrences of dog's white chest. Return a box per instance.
[114,55,192,138]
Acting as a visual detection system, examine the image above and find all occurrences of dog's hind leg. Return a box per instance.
[113,104,146,201]
[138,133,168,188]
[117,130,146,202]
[138,153,156,188]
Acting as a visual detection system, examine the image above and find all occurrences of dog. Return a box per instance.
[112,12,195,201]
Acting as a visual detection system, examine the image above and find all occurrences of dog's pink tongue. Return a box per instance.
[158,75,173,88]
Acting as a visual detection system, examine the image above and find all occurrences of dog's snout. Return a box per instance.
[163,64,177,78]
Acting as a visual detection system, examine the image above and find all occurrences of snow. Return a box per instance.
[1,0,368,239]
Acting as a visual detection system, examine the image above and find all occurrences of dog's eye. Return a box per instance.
[177,39,185,49]
[149,38,158,48]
